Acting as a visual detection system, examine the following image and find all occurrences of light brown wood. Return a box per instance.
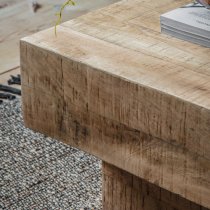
[103,162,209,210]
[20,0,210,208]
[0,0,118,74]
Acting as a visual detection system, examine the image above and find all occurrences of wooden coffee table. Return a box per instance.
[20,0,210,209]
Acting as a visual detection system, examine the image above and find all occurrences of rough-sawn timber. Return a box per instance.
[21,0,210,208]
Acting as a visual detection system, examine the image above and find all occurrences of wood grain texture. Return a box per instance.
[102,162,209,210]
[0,0,118,74]
[20,0,210,208]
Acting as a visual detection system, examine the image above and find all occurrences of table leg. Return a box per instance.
[102,161,208,210]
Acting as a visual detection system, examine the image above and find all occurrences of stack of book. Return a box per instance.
[160,3,210,47]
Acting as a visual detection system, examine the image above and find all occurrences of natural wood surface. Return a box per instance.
[103,162,209,210]
[21,0,210,208]
[0,0,118,74]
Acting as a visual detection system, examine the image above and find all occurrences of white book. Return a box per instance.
[161,24,210,47]
[160,3,210,47]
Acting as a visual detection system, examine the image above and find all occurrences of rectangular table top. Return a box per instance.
[23,0,210,110]
[21,0,210,208]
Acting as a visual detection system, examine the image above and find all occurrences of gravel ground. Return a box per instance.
[0,99,102,210]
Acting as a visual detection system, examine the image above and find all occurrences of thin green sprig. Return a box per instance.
[55,0,75,35]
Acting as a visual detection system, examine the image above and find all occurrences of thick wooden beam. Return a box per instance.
[20,0,210,208]
[20,35,210,208]
[102,162,209,210]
